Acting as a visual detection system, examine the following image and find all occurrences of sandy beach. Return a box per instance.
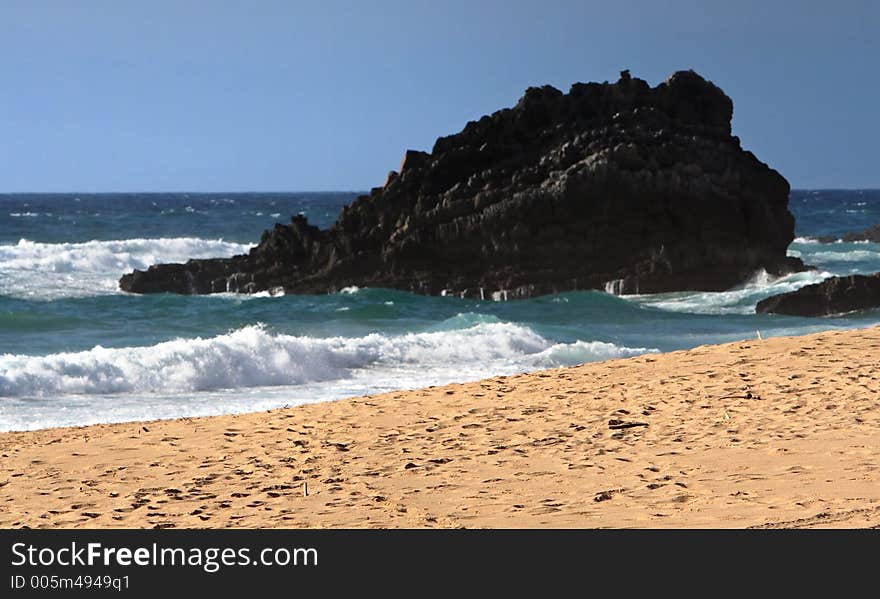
[2,326,880,529]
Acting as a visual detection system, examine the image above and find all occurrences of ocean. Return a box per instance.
[1,190,879,432]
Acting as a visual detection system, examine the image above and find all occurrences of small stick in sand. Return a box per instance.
[303,481,308,497]
[715,391,758,401]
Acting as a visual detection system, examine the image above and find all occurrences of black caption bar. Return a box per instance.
[0,529,876,595]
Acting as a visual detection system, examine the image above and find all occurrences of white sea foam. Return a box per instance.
[250,288,286,298]
[789,248,880,263]
[0,237,254,299]
[792,236,820,244]
[628,269,833,315]
[533,339,652,366]
[0,323,654,401]
[792,237,874,246]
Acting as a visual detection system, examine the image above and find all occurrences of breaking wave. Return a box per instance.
[0,237,253,299]
[0,323,654,398]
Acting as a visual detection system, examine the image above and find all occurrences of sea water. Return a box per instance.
[2,190,879,431]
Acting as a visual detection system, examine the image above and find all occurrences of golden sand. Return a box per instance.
[2,326,880,528]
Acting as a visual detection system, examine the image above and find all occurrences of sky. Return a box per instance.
[0,0,877,192]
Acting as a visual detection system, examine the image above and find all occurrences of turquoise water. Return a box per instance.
[2,190,879,431]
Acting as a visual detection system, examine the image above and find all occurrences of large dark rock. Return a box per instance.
[817,224,880,244]
[120,69,804,298]
[756,273,880,316]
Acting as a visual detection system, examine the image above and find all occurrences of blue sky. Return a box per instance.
[0,1,876,191]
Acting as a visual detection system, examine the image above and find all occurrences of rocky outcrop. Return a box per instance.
[120,69,804,298]
[818,224,880,244]
[756,274,880,316]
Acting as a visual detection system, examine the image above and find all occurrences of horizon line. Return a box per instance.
[0,190,369,196]
[1,188,879,195]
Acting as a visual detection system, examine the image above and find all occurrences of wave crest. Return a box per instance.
[0,323,653,398]
[629,269,833,315]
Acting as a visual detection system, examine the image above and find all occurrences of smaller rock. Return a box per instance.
[756,273,880,316]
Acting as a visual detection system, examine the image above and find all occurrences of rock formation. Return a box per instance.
[120,69,804,298]
[756,274,880,316]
